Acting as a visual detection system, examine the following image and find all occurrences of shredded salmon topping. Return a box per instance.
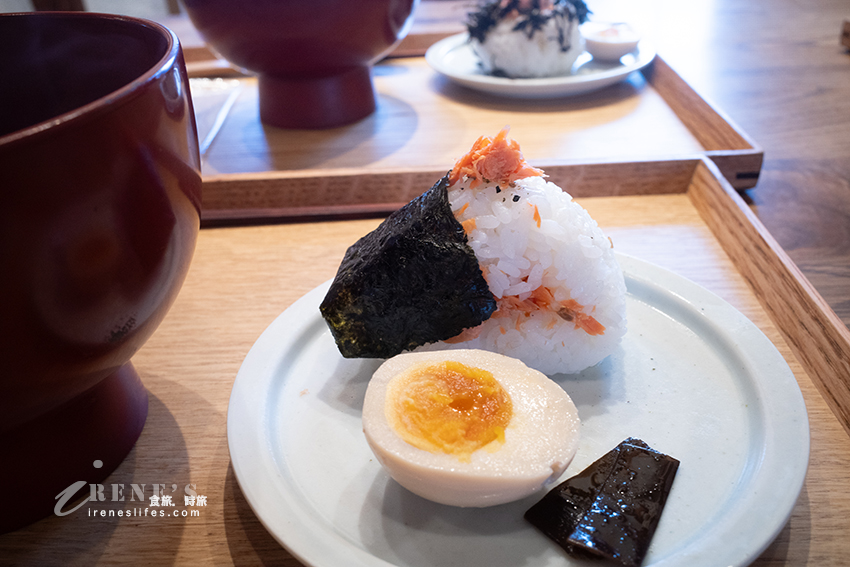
[532,204,541,228]
[446,287,605,342]
[491,286,606,336]
[449,126,544,189]
[557,299,606,336]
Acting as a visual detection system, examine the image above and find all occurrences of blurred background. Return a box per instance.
[0,0,180,17]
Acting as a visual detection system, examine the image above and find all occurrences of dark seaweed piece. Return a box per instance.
[466,0,502,43]
[319,173,497,359]
[466,0,591,48]
[525,438,679,567]
[524,439,622,550]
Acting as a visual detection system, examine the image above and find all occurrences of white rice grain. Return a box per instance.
[430,175,627,375]
[471,14,585,79]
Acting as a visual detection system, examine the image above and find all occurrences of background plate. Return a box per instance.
[425,32,656,98]
[227,253,809,567]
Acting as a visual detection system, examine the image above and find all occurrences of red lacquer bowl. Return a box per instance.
[0,12,201,533]
[183,0,419,129]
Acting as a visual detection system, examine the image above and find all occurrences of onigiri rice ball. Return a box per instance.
[424,127,627,375]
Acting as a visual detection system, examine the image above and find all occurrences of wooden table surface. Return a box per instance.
[621,0,850,329]
[2,0,849,566]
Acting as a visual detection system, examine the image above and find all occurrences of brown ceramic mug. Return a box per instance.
[182,0,419,129]
[0,12,201,532]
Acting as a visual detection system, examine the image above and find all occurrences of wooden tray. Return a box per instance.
[4,156,848,566]
[188,52,762,225]
[208,152,850,443]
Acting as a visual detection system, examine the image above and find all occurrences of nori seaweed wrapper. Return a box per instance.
[319,173,497,359]
[525,438,679,567]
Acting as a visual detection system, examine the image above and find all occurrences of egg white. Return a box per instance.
[362,349,581,507]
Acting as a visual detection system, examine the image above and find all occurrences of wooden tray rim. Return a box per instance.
[679,158,850,440]
[192,50,764,222]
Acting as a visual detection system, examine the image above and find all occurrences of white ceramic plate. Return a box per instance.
[227,253,809,567]
[424,33,656,99]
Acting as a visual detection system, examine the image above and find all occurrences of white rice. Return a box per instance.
[429,175,627,376]
[471,14,584,78]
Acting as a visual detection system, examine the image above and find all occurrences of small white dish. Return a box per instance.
[424,32,656,99]
[227,252,809,567]
[582,21,642,61]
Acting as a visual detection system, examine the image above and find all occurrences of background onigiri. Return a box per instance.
[467,0,590,78]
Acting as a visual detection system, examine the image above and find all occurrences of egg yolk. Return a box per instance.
[385,361,513,462]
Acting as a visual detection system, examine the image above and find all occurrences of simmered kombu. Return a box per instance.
[319,174,497,359]
[524,438,679,567]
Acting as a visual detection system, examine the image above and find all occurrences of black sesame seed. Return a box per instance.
[513,195,520,202]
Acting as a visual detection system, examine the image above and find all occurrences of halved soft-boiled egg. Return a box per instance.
[362,349,581,507]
